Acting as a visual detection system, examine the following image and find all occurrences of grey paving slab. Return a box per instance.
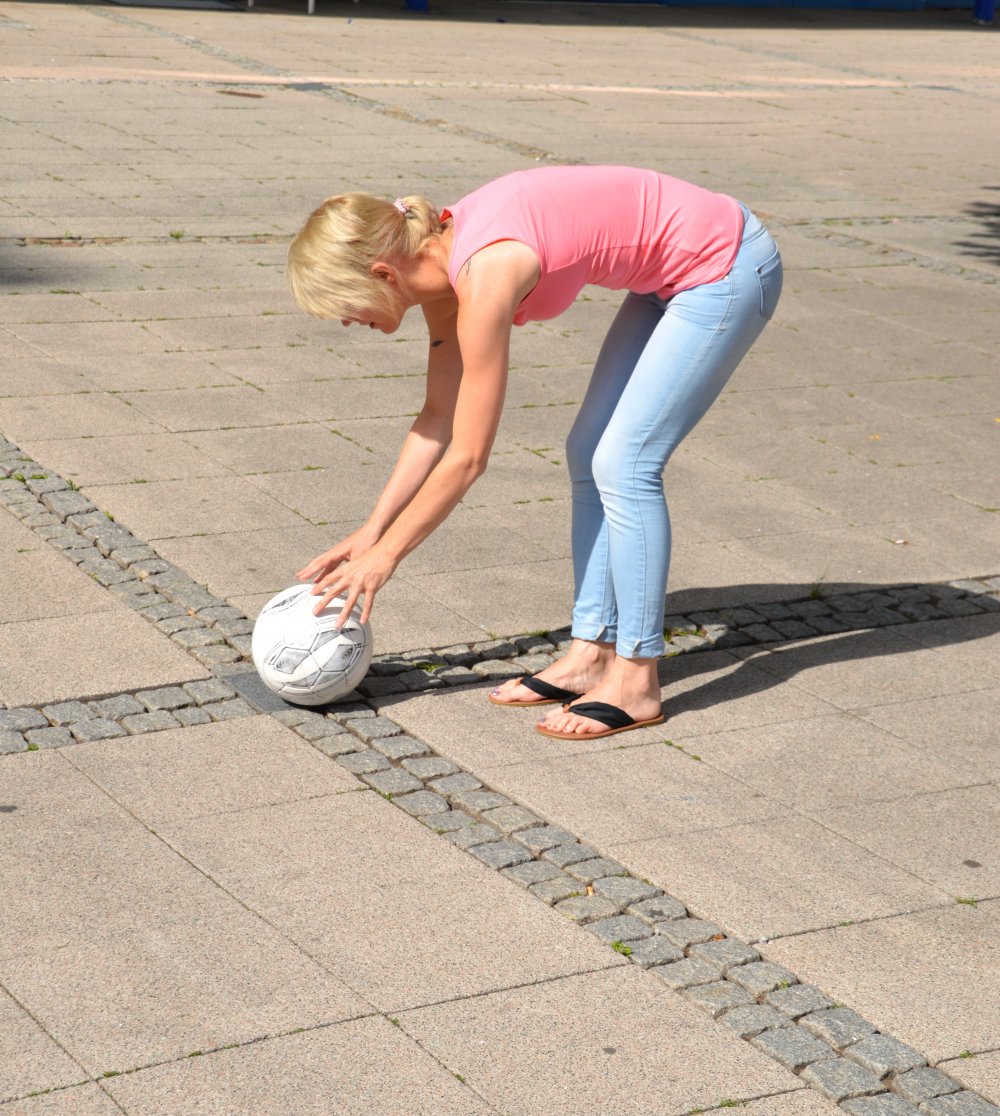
[0,986,87,1105]
[157,784,624,1012]
[740,1092,842,1116]
[0,751,368,1076]
[937,1053,1000,1108]
[765,901,1000,1064]
[401,966,802,1116]
[2,1083,123,1116]
[105,1017,490,1116]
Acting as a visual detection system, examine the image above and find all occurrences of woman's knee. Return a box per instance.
[565,423,600,484]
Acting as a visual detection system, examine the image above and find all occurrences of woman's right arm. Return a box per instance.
[296,295,463,583]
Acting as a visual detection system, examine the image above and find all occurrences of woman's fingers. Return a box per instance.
[335,586,363,628]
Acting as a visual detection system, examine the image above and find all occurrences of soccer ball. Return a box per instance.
[251,584,372,706]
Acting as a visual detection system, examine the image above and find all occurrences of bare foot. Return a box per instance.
[536,655,661,736]
[489,638,615,705]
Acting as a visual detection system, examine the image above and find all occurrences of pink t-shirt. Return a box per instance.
[442,166,743,327]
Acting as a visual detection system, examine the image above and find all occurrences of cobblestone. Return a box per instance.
[42,491,96,519]
[585,915,653,944]
[24,726,73,748]
[469,839,534,870]
[844,1035,926,1079]
[654,957,727,991]
[345,716,402,743]
[421,809,475,831]
[721,608,766,626]
[190,645,240,666]
[684,980,756,1019]
[529,876,589,905]
[434,665,480,686]
[771,620,819,639]
[393,789,450,816]
[555,895,622,925]
[272,709,318,728]
[295,719,350,742]
[89,694,144,720]
[471,660,524,680]
[688,938,760,974]
[627,896,688,924]
[401,756,460,779]
[750,1026,839,1072]
[448,824,503,850]
[214,618,255,637]
[893,1071,962,1105]
[670,633,711,652]
[121,711,180,735]
[472,639,518,660]
[172,628,224,650]
[328,703,374,723]
[137,687,193,712]
[429,772,483,796]
[565,857,629,884]
[139,602,189,623]
[157,615,205,635]
[920,1094,1000,1116]
[398,668,445,691]
[50,533,98,551]
[843,1097,921,1116]
[703,628,753,648]
[449,789,513,816]
[69,718,127,742]
[500,860,565,888]
[765,983,834,1019]
[514,636,556,655]
[182,679,236,706]
[656,919,725,949]
[720,1004,795,1039]
[592,877,661,909]
[336,750,391,775]
[41,701,94,725]
[542,842,600,868]
[175,706,213,727]
[626,936,685,968]
[438,645,480,667]
[479,805,542,834]
[515,825,580,854]
[0,731,28,754]
[207,699,255,721]
[726,961,799,998]
[898,602,949,622]
[110,546,158,568]
[743,623,784,642]
[512,654,555,673]
[312,734,367,758]
[364,768,424,796]
[800,1008,878,1051]
[370,734,428,760]
[801,1059,888,1102]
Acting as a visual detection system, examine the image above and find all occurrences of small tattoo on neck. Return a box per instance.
[431,339,443,348]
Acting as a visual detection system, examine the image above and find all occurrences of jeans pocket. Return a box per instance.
[756,247,783,321]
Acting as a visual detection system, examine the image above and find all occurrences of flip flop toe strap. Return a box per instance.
[520,675,582,704]
[563,702,635,730]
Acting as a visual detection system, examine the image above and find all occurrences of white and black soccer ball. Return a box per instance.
[251,584,372,706]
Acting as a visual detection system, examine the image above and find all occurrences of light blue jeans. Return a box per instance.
[566,205,782,659]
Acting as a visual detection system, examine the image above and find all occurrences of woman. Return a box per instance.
[288,166,781,741]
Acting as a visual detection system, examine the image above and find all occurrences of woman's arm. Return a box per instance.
[309,240,540,623]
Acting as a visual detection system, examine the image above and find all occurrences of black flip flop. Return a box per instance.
[535,701,665,739]
[488,673,582,707]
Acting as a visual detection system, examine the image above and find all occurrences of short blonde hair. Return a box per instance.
[287,192,442,319]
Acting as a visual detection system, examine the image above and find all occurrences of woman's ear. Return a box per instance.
[371,262,396,284]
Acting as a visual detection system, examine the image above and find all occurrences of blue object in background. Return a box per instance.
[405,0,428,9]
[972,0,994,20]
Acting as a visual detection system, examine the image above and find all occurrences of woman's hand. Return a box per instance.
[304,544,397,626]
[296,524,386,624]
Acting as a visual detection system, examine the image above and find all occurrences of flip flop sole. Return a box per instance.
[535,714,665,740]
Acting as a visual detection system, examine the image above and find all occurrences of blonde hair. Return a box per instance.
[287,192,442,319]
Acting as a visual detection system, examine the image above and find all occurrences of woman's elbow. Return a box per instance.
[452,453,489,483]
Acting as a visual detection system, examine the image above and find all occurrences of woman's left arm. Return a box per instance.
[314,240,540,625]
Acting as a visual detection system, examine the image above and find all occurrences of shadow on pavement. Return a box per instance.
[955,186,1000,269]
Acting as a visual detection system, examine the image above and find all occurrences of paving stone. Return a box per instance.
[328,703,375,722]
[515,825,581,854]
[0,731,28,754]
[656,919,726,949]
[206,699,255,722]
[401,649,446,665]
[35,523,77,540]
[770,619,819,639]
[664,615,699,633]
[22,512,63,529]
[592,877,661,909]
[683,980,755,1019]
[429,772,483,796]
[295,719,350,742]
[157,615,206,635]
[311,734,367,758]
[512,654,555,673]
[790,600,833,619]
[119,586,163,609]
[469,839,534,870]
[139,601,189,622]
[160,584,222,611]
[898,602,949,622]
[449,789,513,816]
[172,627,225,649]
[844,1035,927,1079]
[363,768,424,796]
[720,1004,796,1039]
[653,956,728,991]
[627,896,688,924]
[801,1058,889,1101]
[528,876,590,905]
[50,532,98,551]
[743,623,784,642]
[336,750,391,775]
[479,805,543,835]
[227,632,252,656]
[719,607,765,626]
[626,936,685,969]
[843,1097,921,1116]
[554,894,622,925]
[143,570,195,592]
[175,706,213,727]
[833,611,878,629]
[435,665,480,686]
[401,755,460,779]
[565,857,629,884]
[368,655,411,676]
[214,617,256,637]
[370,734,428,760]
[190,645,241,666]
[121,711,180,735]
[765,983,834,1019]
[137,686,193,712]
[919,583,965,600]
[0,707,48,732]
[703,628,753,648]
[472,639,518,660]
[87,694,143,721]
[344,716,402,743]
[810,615,851,634]
[585,915,654,945]
[514,635,556,655]
[196,606,245,624]
[500,860,566,888]
[388,789,451,817]
[974,594,1000,613]
[41,490,96,518]
[272,709,320,728]
[937,598,984,618]
[438,645,480,667]
[893,1070,962,1105]
[800,1008,878,1050]
[110,545,159,568]
[542,842,600,868]
[24,726,73,748]
[25,475,69,495]
[670,633,712,652]
[448,823,504,849]
[750,1026,838,1071]
[130,558,174,578]
[471,660,524,680]
[69,718,127,743]
[40,700,94,725]
[920,1095,1000,1116]
[398,668,445,691]
[182,679,236,705]
[688,938,761,974]
[726,961,799,997]
[420,809,475,831]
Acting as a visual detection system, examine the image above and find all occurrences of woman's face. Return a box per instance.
[340,306,400,334]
